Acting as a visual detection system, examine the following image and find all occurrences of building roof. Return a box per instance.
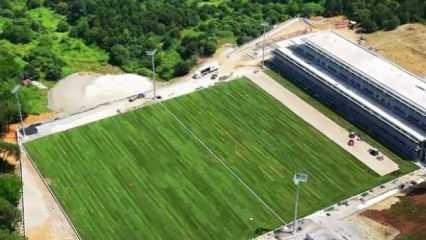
[304,32,426,113]
[273,34,426,142]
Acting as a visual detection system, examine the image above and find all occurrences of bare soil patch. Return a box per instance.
[347,215,399,240]
[365,24,426,78]
[1,112,56,165]
[2,112,56,144]
[363,188,426,240]
[309,15,359,41]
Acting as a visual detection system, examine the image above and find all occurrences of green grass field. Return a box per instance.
[25,79,407,239]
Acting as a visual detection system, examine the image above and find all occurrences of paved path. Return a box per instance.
[22,72,240,143]
[245,69,399,176]
[257,167,426,240]
[21,150,79,240]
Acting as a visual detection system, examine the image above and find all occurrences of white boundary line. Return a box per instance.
[160,102,287,225]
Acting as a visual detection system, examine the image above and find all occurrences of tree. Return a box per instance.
[0,197,19,231]
[1,22,32,44]
[0,50,21,81]
[23,64,40,81]
[288,0,302,16]
[173,60,191,76]
[30,20,41,32]
[0,229,24,240]
[54,2,69,15]
[27,0,44,9]
[324,0,344,16]
[383,15,401,30]
[45,65,62,81]
[70,17,89,39]
[200,39,217,56]
[56,20,69,32]
[110,44,130,65]
[302,3,325,17]
[0,9,14,18]
[25,46,64,81]
[0,175,21,206]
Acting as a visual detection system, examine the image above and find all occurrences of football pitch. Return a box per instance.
[25,79,402,239]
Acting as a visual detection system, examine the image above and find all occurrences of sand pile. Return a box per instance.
[48,72,152,114]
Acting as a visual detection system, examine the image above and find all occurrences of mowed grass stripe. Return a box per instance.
[26,78,398,239]
[25,100,280,240]
[163,79,388,219]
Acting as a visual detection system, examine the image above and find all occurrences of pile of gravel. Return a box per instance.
[48,72,152,114]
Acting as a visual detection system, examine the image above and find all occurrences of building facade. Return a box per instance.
[271,32,426,162]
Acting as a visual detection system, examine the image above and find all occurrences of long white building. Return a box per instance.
[271,32,426,162]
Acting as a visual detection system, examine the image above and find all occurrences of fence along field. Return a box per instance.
[24,79,402,240]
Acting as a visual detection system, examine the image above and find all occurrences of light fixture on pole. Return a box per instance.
[11,85,25,138]
[261,22,269,68]
[145,49,157,100]
[293,172,308,234]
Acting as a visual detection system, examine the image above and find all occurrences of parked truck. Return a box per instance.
[192,62,219,79]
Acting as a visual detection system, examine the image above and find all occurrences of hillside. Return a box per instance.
[366,23,426,77]
[44,0,425,80]
[0,0,118,131]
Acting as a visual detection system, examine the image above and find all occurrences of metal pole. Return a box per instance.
[146,49,157,100]
[293,183,300,233]
[261,22,268,68]
[151,53,156,99]
[15,92,26,138]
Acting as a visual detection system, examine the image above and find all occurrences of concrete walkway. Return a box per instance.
[21,150,78,240]
[246,69,399,176]
[257,168,426,240]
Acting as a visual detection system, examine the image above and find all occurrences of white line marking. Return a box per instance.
[160,102,287,224]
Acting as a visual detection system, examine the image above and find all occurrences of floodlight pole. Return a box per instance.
[146,49,157,100]
[11,85,25,138]
[293,181,300,233]
[261,22,269,68]
[293,173,308,234]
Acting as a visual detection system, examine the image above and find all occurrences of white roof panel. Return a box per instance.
[304,32,426,112]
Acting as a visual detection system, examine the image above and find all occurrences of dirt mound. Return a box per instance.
[48,73,152,114]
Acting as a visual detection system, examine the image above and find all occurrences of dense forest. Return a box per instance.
[41,0,425,80]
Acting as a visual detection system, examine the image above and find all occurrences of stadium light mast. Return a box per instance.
[11,85,25,138]
[261,21,269,68]
[146,49,158,99]
[293,172,308,234]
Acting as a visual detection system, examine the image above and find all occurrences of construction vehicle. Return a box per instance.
[192,62,219,79]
